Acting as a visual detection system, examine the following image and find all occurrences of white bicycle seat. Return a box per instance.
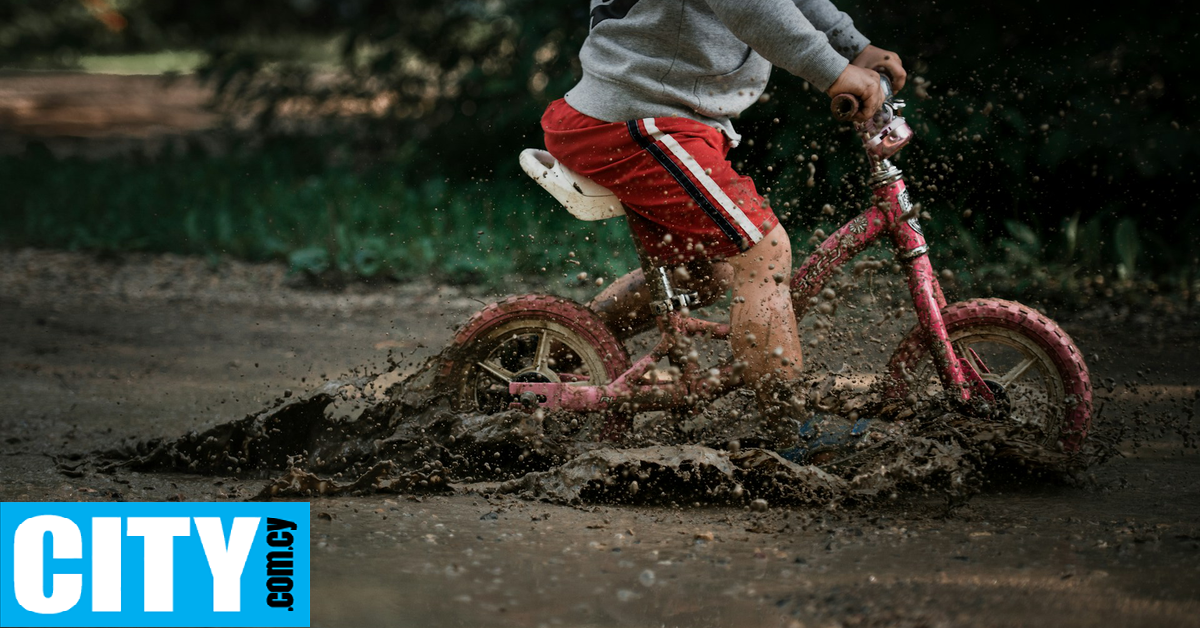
[519,149,626,221]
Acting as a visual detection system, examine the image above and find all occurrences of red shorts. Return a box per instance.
[541,98,778,264]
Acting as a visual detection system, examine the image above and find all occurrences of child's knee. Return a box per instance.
[731,225,792,279]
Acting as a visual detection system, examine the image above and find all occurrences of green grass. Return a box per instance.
[0,142,642,287]
[0,140,1193,306]
[77,51,207,75]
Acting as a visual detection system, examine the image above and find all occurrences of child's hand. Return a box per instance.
[852,45,907,91]
[826,65,883,122]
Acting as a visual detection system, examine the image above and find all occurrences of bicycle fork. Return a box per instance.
[871,159,990,405]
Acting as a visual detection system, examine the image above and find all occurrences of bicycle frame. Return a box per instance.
[509,157,993,413]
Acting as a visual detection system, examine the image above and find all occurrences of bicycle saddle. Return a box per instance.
[519,148,626,221]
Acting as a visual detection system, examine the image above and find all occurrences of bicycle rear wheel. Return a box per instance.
[439,295,631,431]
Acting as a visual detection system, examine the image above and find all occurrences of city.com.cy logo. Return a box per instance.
[1,502,309,627]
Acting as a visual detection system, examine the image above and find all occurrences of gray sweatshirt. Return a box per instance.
[564,0,870,144]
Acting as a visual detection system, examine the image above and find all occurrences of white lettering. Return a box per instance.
[13,515,82,614]
[126,517,190,612]
[195,517,260,612]
[91,517,122,612]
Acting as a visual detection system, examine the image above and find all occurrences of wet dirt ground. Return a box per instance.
[1,249,1198,627]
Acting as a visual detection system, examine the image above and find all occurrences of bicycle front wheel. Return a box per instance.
[887,299,1093,453]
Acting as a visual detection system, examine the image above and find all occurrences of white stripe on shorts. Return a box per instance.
[641,118,765,244]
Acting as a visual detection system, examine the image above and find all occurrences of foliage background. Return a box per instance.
[1,0,1196,304]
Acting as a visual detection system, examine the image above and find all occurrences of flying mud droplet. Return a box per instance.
[639,569,655,587]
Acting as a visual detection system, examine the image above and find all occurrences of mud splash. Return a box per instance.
[88,351,1117,508]
[97,358,598,492]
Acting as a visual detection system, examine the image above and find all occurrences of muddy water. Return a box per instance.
[1,253,1198,627]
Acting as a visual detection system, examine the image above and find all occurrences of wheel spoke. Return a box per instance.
[477,360,515,383]
[1000,356,1038,387]
[498,331,560,384]
[534,331,552,371]
[535,333,561,384]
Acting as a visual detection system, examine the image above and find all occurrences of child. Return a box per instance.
[542,0,906,453]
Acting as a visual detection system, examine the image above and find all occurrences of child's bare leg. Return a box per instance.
[588,260,733,338]
[590,225,804,445]
[727,224,805,443]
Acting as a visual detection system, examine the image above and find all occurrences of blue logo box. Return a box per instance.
[1,502,309,627]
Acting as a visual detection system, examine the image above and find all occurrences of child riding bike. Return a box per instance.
[541,0,907,455]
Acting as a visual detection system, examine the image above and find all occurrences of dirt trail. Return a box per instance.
[1,249,1198,627]
[0,71,217,157]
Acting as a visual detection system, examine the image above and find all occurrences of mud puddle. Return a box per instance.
[87,351,1121,511]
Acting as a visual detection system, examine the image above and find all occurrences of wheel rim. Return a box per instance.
[910,326,1066,445]
[462,319,613,413]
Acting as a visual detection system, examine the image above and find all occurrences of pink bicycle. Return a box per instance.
[439,76,1093,454]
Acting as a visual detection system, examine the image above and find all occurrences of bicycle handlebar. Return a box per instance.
[830,71,894,122]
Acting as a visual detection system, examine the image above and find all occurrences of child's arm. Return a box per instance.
[791,0,871,62]
[705,0,852,94]
[792,0,907,90]
[705,0,886,119]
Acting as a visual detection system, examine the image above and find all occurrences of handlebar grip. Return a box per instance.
[831,94,860,122]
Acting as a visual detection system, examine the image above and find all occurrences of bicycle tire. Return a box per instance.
[439,294,632,434]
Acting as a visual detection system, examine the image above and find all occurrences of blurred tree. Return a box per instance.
[738,0,1197,286]
[1,0,1195,285]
